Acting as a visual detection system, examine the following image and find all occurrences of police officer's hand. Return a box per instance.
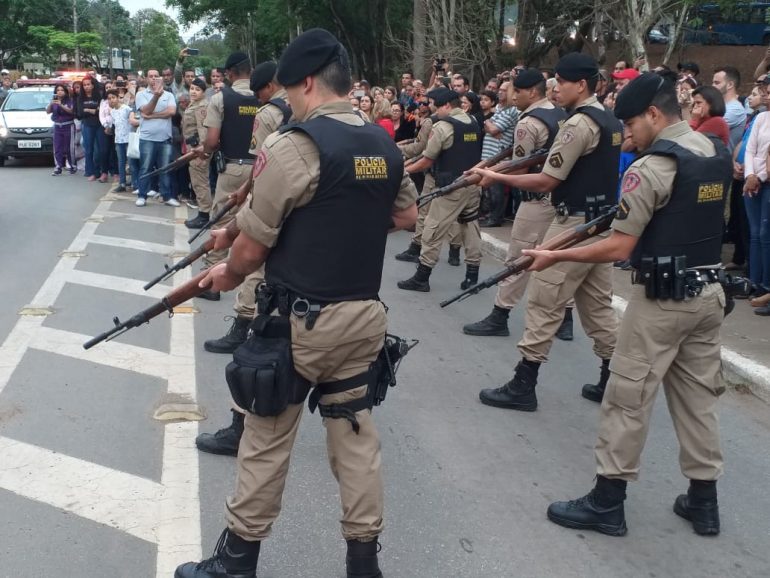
[228,182,250,206]
[199,262,241,293]
[192,145,210,161]
[210,227,236,251]
[466,167,495,188]
[744,174,761,196]
[521,248,558,272]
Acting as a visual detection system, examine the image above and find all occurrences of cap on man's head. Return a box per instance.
[513,68,545,89]
[224,52,250,71]
[426,87,459,106]
[613,72,667,120]
[250,61,277,93]
[554,52,599,82]
[612,68,641,81]
[0,69,9,75]
[276,28,349,87]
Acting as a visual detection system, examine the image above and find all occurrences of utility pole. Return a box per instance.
[74,0,81,69]
[107,0,113,78]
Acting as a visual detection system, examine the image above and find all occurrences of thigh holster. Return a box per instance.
[308,371,373,434]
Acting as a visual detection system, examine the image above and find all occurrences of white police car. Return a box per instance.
[0,85,56,166]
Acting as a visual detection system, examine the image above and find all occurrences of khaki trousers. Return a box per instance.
[419,185,482,268]
[188,158,213,213]
[595,283,725,482]
[202,163,251,269]
[226,300,387,542]
[233,267,265,319]
[495,200,556,309]
[413,173,462,247]
[517,216,617,363]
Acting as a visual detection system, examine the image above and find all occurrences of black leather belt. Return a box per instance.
[225,158,254,165]
[556,205,586,217]
[521,191,548,202]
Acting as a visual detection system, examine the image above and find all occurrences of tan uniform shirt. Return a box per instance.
[399,116,433,159]
[249,88,290,156]
[542,95,604,181]
[423,108,477,161]
[614,121,717,237]
[236,101,418,248]
[203,78,253,130]
[513,98,556,157]
[182,98,209,142]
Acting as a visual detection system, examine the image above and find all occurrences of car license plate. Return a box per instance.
[18,140,42,149]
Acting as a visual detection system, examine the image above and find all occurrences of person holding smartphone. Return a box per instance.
[173,47,198,96]
[47,84,76,175]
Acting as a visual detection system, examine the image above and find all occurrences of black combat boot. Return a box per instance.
[555,307,574,341]
[196,410,244,456]
[460,264,480,290]
[463,305,510,336]
[346,538,383,578]
[395,241,421,263]
[175,528,260,578]
[479,360,539,411]
[185,211,210,229]
[673,480,720,536]
[447,245,461,266]
[582,358,610,403]
[547,476,628,537]
[198,289,221,301]
[204,316,251,354]
[397,263,432,292]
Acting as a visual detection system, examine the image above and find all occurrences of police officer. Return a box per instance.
[471,53,620,410]
[395,110,464,266]
[195,62,292,458]
[183,78,213,229]
[198,52,259,301]
[524,73,731,538]
[463,69,566,337]
[397,87,482,292]
[175,28,418,578]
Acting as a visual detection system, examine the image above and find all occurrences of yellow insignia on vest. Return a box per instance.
[548,152,563,168]
[354,156,388,180]
[697,182,724,203]
[557,119,565,128]
[463,133,478,142]
[238,105,259,115]
[612,132,622,146]
[515,144,526,157]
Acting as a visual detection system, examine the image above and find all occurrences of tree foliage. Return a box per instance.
[131,9,183,72]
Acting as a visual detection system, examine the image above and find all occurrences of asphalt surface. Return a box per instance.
[1,158,769,578]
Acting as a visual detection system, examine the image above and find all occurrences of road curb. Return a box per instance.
[480,231,770,403]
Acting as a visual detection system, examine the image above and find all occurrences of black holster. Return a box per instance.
[214,150,227,173]
[225,315,310,417]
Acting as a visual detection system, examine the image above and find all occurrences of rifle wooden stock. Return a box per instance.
[188,197,239,243]
[146,221,239,289]
[84,270,212,349]
[140,150,198,181]
[404,154,423,167]
[440,205,618,307]
[417,148,548,208]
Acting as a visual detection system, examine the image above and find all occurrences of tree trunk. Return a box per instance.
[412,0,426,80]
[663,1,689,65]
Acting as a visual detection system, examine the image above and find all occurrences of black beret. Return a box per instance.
[614,73,667,120]
[555,52,599,82]
[514,68,545,89]
[276,28,349,87]
[427,87,459,107]
[224,52,250,70]
[250,61,277,92]
[191,78,206,92]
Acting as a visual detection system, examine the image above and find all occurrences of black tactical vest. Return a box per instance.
[266,116,404,302]
[220,86,259,160]
[630,137,732,269]
[551,104,622,208]
[521,106,568,150]
[432,114,482,186]
[267,97,292,126]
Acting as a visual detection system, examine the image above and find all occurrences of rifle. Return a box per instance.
[440,205,618,308]
[145,220,240,290]
[84,270,211,349]
[404,154,423,167]
[189,197,239,243]
[140,150,198,181]
[417,148,547,208]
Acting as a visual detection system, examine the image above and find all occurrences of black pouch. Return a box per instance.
[656,256,672,300]
[225,315,309,417]
[641,257,656,299]
[672,256,687,301]
[214,150,226,174]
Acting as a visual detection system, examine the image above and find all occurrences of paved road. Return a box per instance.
[1,160,769,578]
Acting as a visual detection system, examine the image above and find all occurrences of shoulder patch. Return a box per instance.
[252,149,268,178]
[516,127,527,140]
[617,197,631,220]
[622,171,641,193]
[561,129,575,144]
[515,144,526,157]
[197,108,207,120]
[548,152,564,169]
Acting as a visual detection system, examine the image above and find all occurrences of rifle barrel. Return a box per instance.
[189,198,238,243]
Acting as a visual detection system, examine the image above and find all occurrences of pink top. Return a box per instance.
[745,110,770,182]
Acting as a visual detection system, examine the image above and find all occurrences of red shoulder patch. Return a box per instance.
[252,149,268,178]
[622,171,641,193]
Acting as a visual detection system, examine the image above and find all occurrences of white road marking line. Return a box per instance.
[0,198,202,575]
[67,269,170,300]
[89,233,174,255]
[103,210,178,227]
[0,436,163,543]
